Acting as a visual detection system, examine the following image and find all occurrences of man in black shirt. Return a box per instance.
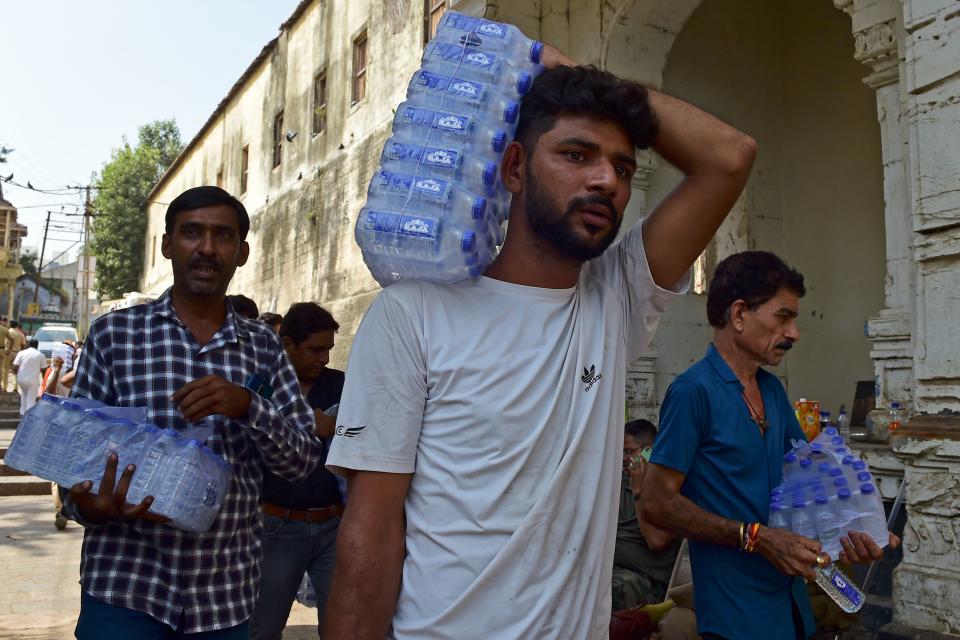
[251,303,345,640]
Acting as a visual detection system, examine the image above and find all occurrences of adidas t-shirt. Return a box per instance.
[327,221,688,639]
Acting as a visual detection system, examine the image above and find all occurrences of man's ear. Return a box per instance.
[501,141,527,195]
[281,335,294,350]
[730,300,748,332]
[160,233,172,260]
[237,241,250,267]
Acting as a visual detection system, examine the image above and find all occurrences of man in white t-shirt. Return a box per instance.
[13,338,47,415]
[325,45,758,639]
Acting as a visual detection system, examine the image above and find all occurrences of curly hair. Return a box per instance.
[514,65,658,153]
[706,251,806,328]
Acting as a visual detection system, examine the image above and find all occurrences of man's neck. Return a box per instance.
[484,221,582,288]
[712,333,762,389]
[170,285,228,346]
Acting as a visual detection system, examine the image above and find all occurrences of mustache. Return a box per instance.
[189,257,221,270]
[565,194,616,220]
[776,340,794,351]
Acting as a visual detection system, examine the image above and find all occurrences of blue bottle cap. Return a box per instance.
[482,162,498,186]
[860,483,876,494]
[503,101,520,124]
[187,439,203,448]
[464,252,479,267]
[837,488,851,500]
[792,499,806,509]
[771,487,784,495]
[472,197,486,219]
[799,458,812,469]
[517,72,533,95]
[461,231,476,253]
[833,477,848,487]
[530,41,544,64]
[815,494,829,505]
[818,462,831,474]
[857,471,872,482]
[824,427,838,436]
[842,455,856,465]
[491,130,507,153]
[828,467,843,477]
[852,460,867,471]
[832,436,844,445]
[784,452,798,463]
[833,447,848,456]
[810,443,823,452]
[820,411,830,418]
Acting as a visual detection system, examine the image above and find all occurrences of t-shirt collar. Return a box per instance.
[705,343,742,385]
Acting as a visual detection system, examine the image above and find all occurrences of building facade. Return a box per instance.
[142,1,960,634]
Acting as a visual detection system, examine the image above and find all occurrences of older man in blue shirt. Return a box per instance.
[641,251,896,640]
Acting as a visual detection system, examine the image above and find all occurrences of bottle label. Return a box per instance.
[429,43,497,69]
[415,71,484,100]
[384,143,461,169]
[364,211,438,239]
[376,170,451,202]
[399,107,470,134]
[830,570,864,608]
[442,14,507,39]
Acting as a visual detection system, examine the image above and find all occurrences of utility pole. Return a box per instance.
[31,211,52,317]
[78,186,93,338]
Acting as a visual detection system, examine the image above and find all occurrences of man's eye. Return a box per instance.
[565,151,584,161]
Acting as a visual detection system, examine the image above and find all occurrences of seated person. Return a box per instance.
[613,419,682,610]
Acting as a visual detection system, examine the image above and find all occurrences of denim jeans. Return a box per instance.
[75,592,250,639]
[249,513,340,640]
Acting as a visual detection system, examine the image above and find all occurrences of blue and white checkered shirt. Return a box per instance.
[65,289,322,633]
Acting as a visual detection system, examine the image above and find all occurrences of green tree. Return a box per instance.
[19,249,38,277]
[91,120,182,299]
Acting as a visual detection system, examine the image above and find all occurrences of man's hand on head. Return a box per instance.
[172,374,252,422]
[541,43,576,70]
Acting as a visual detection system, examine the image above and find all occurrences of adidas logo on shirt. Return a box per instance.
[581,364,602,392]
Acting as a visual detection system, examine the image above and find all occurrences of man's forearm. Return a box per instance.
[642,491,740,549]
[325,509,405,638]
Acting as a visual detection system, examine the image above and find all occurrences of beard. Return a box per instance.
[525,172,622,263]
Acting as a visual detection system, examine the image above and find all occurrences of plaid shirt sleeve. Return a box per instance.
[244,344,323,482]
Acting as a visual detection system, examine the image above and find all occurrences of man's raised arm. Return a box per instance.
[642,91,758,289]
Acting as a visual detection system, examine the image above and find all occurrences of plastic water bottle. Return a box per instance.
[815,564,865,613]
[791,500,817,539]
[855,483,888,547]
[888,402,903,434]
[392,103,509,156]
[127,428,180,509]
[4,394,64,473]
[422,41,541,90]
[819,411,832,435]
[380,140,500,196]
[172,440,231,533]
[813,494,841,559]
[32,400,90,479]
[769,502,789,530]
[433,11,545,65]
[835,487,859,531]
[836,406,850,439]
[59,410,115,487]
[368,169,489,222]
[407,70,521,127]
[356,208,477,260]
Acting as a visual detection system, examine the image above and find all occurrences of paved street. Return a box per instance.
[1,415,319,639]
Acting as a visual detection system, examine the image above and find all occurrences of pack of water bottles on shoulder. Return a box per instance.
[767,426,887,561]
[356,11,545,286]
[6,394,231,533]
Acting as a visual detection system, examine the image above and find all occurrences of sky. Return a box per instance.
[0,0,300,262]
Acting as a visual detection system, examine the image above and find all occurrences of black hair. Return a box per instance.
[707,251,806,328]
[625,418,658,442]
[9,321,17,328]
[258,312,283,327]
[280,302,340,345]
[28,338,38,348]
[514,65,658,154]
[165,185,250,240]
[227,294,260,320]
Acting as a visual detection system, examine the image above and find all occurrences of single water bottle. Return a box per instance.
[421,42,541,91]
[33,400,90,479]
[127,428,179,510]
[380,140,500,196]
[889,402,903,434]
[368,169,489,224]
[819,411,832,435]
[83,418,142,493]
[433,11,545,66]
[356,208,477,260]
[836,406,850,439]
[813,494,841,560]
[769,502,789,530]
[407,70,521,127]
[791,500,817,539]
[835,487,859,532]
[364,252,484,286]
[392,103,508,157]
[163,439,204,530]
[815,564,865,613]
[855,483,888,548]
[4,394,64,474]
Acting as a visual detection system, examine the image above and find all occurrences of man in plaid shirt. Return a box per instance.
[61,186,323,639]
